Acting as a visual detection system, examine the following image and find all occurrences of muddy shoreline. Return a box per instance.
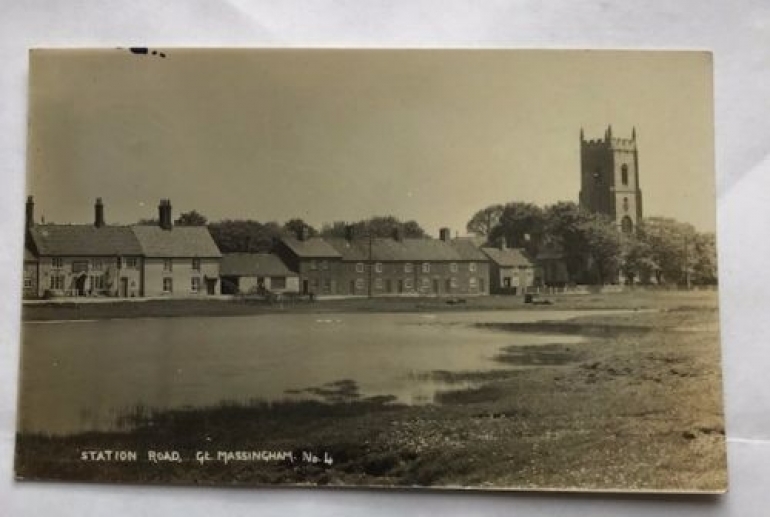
[15,298,726,492]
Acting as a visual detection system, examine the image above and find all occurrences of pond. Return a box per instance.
[18,310,602,435]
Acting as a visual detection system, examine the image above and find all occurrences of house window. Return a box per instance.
[192,258,201,271]
[404,278,413,289]
[323,278,332,292]
[91,275,105,290]
[375,262,383,273]
[50,275,64,290]
[320,260,329,271]
[271,277,287,289]
[422,263,430,273]
[355,278,365,290]
[479,278,485,292]
[469,277,478,290]
[311,279,319,290]
[469,262,477,272]
[52,257,63,269]
[163,277,173,293]
[356,262,365,273]
[24,276,33,289]
[72,261,88,273]
[163,259,173,272]
[421,277,430,290]
[450,277,458,289]
[450,263,458,273]
[126,257,138,269]
[310,260,317,271]
[404,263,413,273]
[191,277,200,293]
[92,260,103,271]
[374,278,383,290]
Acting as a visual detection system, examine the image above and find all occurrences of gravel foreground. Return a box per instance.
[15,292,726,492]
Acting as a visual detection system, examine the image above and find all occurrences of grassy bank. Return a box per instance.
[22,289,718,321]
[15,294,726,492]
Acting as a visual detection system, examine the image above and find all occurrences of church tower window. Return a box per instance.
[621,164,629,186]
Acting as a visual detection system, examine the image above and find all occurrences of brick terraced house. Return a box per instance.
[276,227,490,297]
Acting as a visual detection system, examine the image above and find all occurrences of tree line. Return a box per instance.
[139,211,427,254]
[145,202,716,286]
[466,202,717,286]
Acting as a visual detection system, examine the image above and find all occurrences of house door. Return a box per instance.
[302,280,309,294]
[397,280,404,293]
[433,279,439,294]
[75,274,87,296]
[503,277,511,288]
[206,278,217,295]
[386,279,392,293]
[119,277,128,297]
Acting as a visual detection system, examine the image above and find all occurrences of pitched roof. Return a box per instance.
[450,238,489,261]
[221,253,297,277]
[325,237,485,262]
[481,247,536,268]
[28,225,143,256]
[280,236,342,258]
[131,225,222,258]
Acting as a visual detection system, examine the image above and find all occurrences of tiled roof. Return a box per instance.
[28,225,143,256]
[131,225,222,258]
[221,253,297,277]
[280,236,342,258]
[481,247,536,268]
[326,237,485,262]
[450,238,489,261]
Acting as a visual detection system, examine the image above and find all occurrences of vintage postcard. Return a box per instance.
[16,49,726,493]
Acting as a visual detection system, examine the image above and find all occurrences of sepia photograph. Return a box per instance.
[15,48,726,492]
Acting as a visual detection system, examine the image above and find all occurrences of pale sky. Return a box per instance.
[27,49,716,234]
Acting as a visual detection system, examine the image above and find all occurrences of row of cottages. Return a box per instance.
[23,197,222,298]
[273,227,492,297]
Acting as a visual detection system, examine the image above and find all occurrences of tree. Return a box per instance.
[542,202,589,282]
[580,213,622,284]
[320,216,428,239]
[619,232,655,285]
[208,219,283,253]
[691,232,718,285]
[175,210,208,226]
[638,217,697,285]
[487,202,544,255]
[466,204,504,239]
[283,219,318,239]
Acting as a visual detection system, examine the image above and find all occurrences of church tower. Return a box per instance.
[579,125,643,233]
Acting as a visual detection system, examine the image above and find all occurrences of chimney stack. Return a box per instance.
[158,199,173,230]
[439,227,451,242]
[297,225,309,241]
[499,237,507,251]
[94,197,105,227]
[25,196,34,229]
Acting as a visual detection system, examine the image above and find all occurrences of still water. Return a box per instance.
[19,310,597,435]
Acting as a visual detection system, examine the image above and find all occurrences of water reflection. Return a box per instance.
[19,310,600,435]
